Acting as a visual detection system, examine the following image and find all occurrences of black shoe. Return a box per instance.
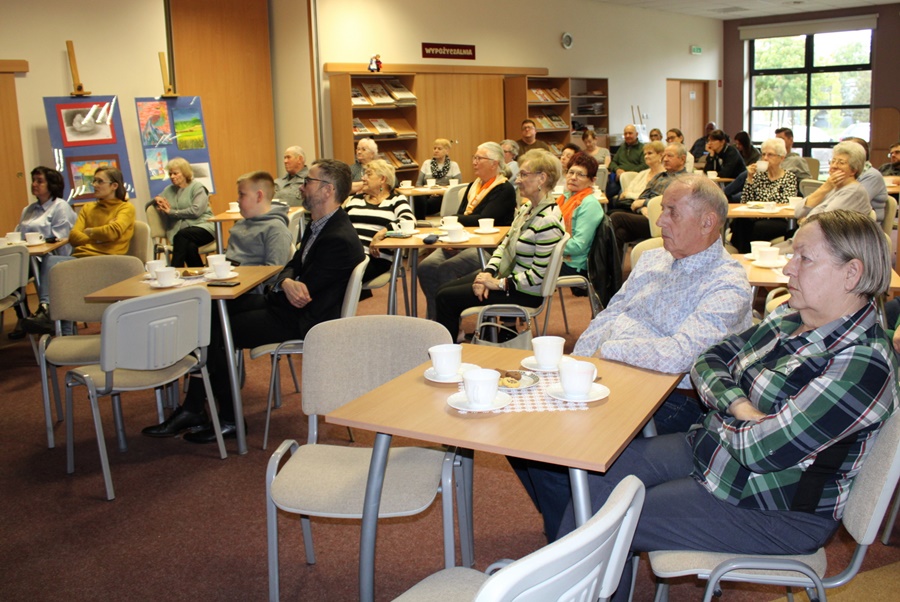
[141,406,208,438]
[22,306,54,336]
[8,318,27,340]
[183,420,244,444]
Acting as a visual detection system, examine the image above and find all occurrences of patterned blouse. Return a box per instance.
[740,170,799,204]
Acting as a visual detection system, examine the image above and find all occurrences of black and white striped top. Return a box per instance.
[344,193,415,257]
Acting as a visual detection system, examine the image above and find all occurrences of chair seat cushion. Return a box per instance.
[393,567,489,601]
[0,294,18,313]
[68,356,199,391]
[271,444,446,518]
[648,548,826,581]
[45,335,102,365]
[249,340,304,359]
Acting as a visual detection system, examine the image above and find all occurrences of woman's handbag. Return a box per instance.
[470,305,533,350]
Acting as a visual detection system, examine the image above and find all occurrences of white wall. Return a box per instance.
[308,0,723,153]
[0,0,168,211]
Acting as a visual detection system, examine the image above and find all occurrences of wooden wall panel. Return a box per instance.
[168,0,276,217]
[0,62,29,234]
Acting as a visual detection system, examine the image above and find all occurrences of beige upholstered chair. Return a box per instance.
[37,255,144,448]
[64,287,226,500]
[0,245,29,334]
[145,203,217,262]
[438,183,468,220]
[394,476,645,602]
[799,178,823,197]
[127,221,153,264]
[266,315,463,601]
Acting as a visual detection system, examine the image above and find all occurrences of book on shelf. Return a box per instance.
[369,118,397,137]
[352,117,372,138]
[542,108,568,129]
[389,150,418,168]
[350,86,371,106]
[534,115,553,129]
[529,88,552,103]
[382,78,416,103]
[548,87,568,102]
[361,81,394,105]
[549,143,563,157]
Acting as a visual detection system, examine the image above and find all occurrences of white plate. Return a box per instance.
[206,271,239,281]
[424,363,480,384]
[149,278,184,289]
[546,383,610,403]
[447,391,512,413]
[757,207,783,214]
[394,229,419,235]
[521,356,565,372]
[751,258,788,269]
[498,371,540,390]
[473,228,500,235]
[743,253,755,260]
[25,240,46,247]
[439,232,471,243]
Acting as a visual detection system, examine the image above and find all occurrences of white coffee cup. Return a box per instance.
[449,178,459,186]
[0,237,7,246]
[399,220,416,234]
[757,247,780,264]
[229,201,240,212]
[463,368,500,409]
[478,218,494,231]
[755,160,769,174]
[707,170,718,179]
[207,254,227,267]
[429,343,462,378]
[749,240,771,260]
[25,232,44,244]
[155,267,179,287]
[6,231,22,243]
[213,260,233,278]
[559,360,597,400]
[441,215,459,228]
[399,180,412,188]
[532,336,565,370]
[444,223,466,242]
[427,178,437,187]
[145,259,166,278]
[788,196,804,210]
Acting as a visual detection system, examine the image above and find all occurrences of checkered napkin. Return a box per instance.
[455,372,592,414]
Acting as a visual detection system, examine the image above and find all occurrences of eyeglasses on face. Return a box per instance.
[304,176,332,186]
[516,170,537,179]
[829,159,850,167]
[566,169,588,178]
[92,178,110,185]
[472,155,494,162]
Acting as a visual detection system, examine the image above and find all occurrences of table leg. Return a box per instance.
[409,249,419,317]
[569,467,591,526]
[216,298,247,455]
[30,255,42,290]
[477,248,488,269]
[215,223,224,254]
[360,432,392,602]
[386,252,401,315]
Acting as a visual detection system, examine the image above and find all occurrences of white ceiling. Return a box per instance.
[598,0,895,20]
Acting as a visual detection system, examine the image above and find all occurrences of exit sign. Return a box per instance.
[690,45,702,55]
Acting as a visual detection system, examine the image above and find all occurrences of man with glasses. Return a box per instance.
[144,159,365,442]
[878,142,900,177]
[516,119,551,156]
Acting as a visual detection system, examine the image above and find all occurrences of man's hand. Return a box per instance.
[728,398,765,421]
[616,168,625,178]
[282,279,312,308]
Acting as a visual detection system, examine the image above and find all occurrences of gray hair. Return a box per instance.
[357,137,378,155]
[665,143,687,159]
[832,141,866,177]
[760,138,787,157]
[500,139,520,157]
[477,141,507,173]
[363,158,396,189]
[670,174,727,226]
[285,146,306,161]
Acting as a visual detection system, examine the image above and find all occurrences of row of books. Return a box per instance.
[373,150,418,169]
[531,108,568,130]
[528,87,568,103]
[353,117,410,138]
[351,79,417,106]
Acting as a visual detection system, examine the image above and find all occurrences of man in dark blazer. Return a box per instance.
[143,159,365,442]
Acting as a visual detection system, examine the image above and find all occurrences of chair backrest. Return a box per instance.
[144,203,168,240]
[0,244,29,299]
[49,255,145,323]
[586,215,623,309]
[618,171,638,193]
[539,233,571,298]
[799,178,823,198]
[287,208,306,246]
[842,407,900,545]
[301,315,451,417]
[804,157,820,178]
[630,238,665,269]
[99,287,211,375]
[475,476,645,601]
[340,256,369,318]
[440,183,467,217]
[127,221,153,264]
[646,195,664,238]
[881,194,897,239]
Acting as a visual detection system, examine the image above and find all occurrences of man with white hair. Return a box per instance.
[274,146,308,207]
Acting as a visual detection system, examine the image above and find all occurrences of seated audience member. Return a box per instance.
[733,131,760,165]
[9,167,76,339]
[23,167,135,335]
[143,160,365,441]
[775,127,813,182]
[609,124,647,180]
[689,121,716,160]
[516,119,551,155]
[665,129,694,173]
[582,129,610,168]
[615,141,665,208]
[795,141,872,225]
[879,142,900,176]
[556,143,581,188]
[557,152,604,277]
[609,143,688,245]
[512,174,752,542]
[273,146,309,207]
[152,157,215,267]
[414,138,462,219]
[525,210,898,602]
[350,137,377,195]
[648,128,663,142]
[501,139,521,182]
[703,129,746,179]
[434,150,565,339]
[225,171,293,288]
[418,142,517,320]
[345,159,415,284]
[729,137,799,253]
[843,137,889,221]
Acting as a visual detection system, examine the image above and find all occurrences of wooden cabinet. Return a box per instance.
[569,78,609,149]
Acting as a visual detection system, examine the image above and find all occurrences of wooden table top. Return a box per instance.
[209,206,304,223]
[326,344,682,473]
[85,265,282,302]
[732,253,900,291]
[14,238,69,256]
[370,226,509,251]
[727,203,796,219]
[397,186,449,197]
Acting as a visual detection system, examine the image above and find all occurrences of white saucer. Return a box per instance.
[758,207,782,214]
[206,271,239,281]
[149,278,184,289]
[447,391,512,412]
[25,240,45,247]
[751,258,787,269]
[473,228,500,235]
[546,383,610,403]
[424,363,480,384]
[226,209,241,214]
[439,232,471,243]
[521,356,564,372]
[395,229,419,235]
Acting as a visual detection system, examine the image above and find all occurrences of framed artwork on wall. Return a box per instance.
[55,101,118,147]
[65,154,120,200]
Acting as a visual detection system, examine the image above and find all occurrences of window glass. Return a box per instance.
[754,36,806,69]
[752,74,808,108]
[813,30,871,67]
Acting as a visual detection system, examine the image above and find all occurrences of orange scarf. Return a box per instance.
[464,175,507,214]
[556,187,593,231]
